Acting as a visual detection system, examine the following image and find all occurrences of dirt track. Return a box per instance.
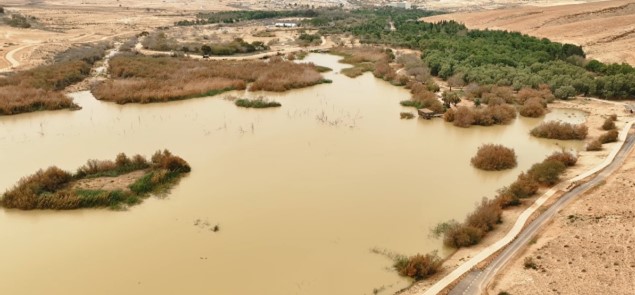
[423,0,635,65]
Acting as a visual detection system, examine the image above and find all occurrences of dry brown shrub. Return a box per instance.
[452,106,475,127]
[394,253,443,280]
[443,108,455,122]
[599,130,619,143]
[545,151,577,167]
[586,139,603,151]
[519,97,546,118]
[507,172,539,198]
[530,121,588,140]
[471,144,517,171]
[443,224,484,248]
[466,198,503,232]
[151,149,191,173]
[601,117,617,130]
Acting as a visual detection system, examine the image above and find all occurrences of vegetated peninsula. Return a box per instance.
[0,150,190,210]
[91,54,327,104]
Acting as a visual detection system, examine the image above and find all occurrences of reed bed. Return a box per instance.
[92,54,324,104]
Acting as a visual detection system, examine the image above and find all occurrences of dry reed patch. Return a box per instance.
[93,54,324,104]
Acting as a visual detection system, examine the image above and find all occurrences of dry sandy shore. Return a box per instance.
[424,0,635,65]
[489,128,635,295]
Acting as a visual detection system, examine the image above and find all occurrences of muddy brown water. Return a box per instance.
[0,54,586,295]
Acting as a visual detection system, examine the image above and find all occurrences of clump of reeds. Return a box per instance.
[92,54,324,103]
[235,97,281,108]
[0,150,190,210]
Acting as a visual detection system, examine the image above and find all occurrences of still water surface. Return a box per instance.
[0,54,585,295]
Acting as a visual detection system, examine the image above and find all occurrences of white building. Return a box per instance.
[274,23,298,28]
[389,1,412,9]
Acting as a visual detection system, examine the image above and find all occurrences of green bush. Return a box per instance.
[235,98,282,108]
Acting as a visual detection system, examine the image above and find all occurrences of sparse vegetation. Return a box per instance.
[4,13,32,28]
[0,43,109,115]
[524,256,538,269]
[0,150,190,210]
[530,121,588,140]
[92,54,324,104]
[235,98,281,108]
[471,144,517,171]
[400,112,414,119]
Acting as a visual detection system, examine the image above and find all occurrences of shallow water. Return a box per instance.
[0,54,585,295]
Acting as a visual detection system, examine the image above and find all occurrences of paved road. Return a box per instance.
[448,126,635,295]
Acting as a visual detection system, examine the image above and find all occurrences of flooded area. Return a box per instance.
[0,54,586,295]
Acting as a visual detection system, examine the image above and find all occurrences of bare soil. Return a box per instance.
[424,0,635,65]
[72,170,147,191]
[489,132,635,295]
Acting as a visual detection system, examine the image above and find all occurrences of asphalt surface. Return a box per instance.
[448,127,635,295]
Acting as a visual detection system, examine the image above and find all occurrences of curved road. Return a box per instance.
[448,125,635,295]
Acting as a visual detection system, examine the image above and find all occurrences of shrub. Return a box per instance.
[602,118,616,130]
[586,139,603,151]
[471,144,517,171]
[393,252,443,280]
[524,257,538,269]
[545,151,577,167]
[151,150,191,173]
[530,121,588,140]
[235,98,281,108]
[400,112,414,119]
[609,114,618,121]
[507,172,539,198]
[466,198,502,232]
[519,97,546,118]
[599,130,619,143]
[527,160,566,185]
[447,105,516,128]
[443,224,484,248]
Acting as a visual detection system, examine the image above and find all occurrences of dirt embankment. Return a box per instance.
[423,0,635,65]
[489,128,635,295]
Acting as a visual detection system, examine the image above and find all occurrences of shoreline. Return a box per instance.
[399,97,635,295]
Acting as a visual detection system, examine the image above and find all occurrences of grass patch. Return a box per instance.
[92,54,324,104]
[0,150,190,210]
[235,98,281,108]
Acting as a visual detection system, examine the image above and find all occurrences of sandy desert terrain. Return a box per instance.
[489,125,635,295]
[424,0,635,65]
